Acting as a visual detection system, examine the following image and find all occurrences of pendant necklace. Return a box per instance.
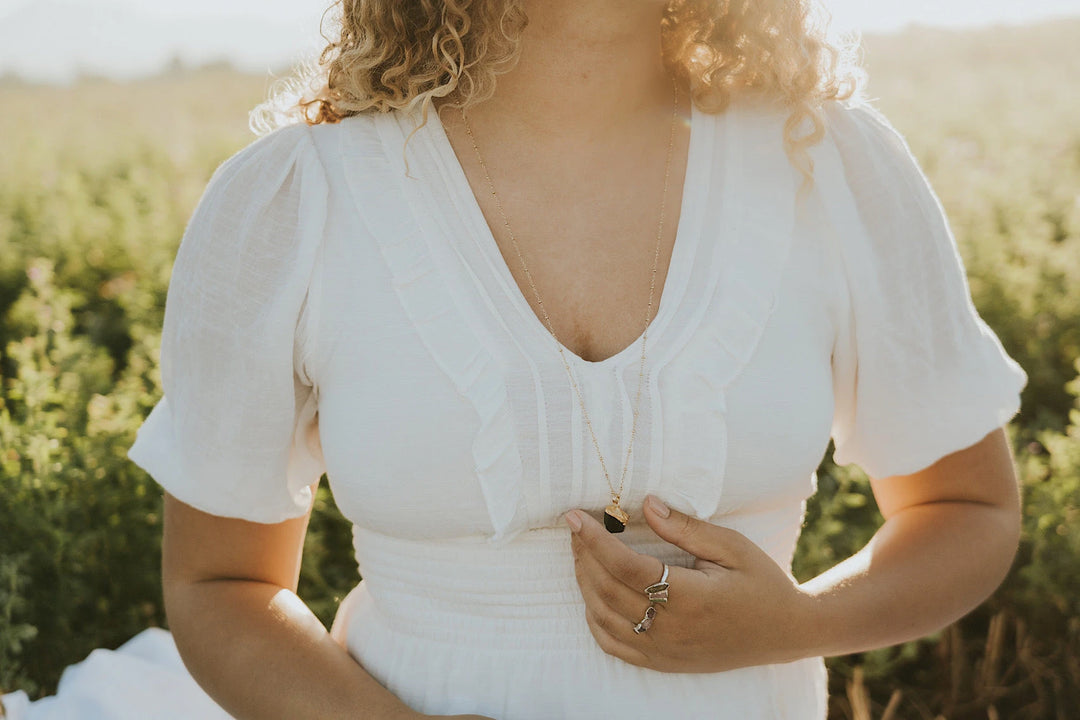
[460,76,680,532]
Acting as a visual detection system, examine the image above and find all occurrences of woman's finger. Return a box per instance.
[565,509,665,591]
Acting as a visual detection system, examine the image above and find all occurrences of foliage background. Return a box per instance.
[1,18,1079,719]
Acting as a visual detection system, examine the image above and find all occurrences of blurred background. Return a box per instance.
[0,1,1078,718]
[2,0,1080,82]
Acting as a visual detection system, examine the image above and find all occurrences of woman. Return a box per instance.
[3,0,1027,718]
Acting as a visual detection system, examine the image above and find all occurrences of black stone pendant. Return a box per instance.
[604,503,629,533]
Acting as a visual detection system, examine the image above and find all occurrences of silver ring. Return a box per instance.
[644,563,670,603]
[632,604,657,634]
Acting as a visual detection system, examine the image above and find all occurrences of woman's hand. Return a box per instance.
[564,495,814,673]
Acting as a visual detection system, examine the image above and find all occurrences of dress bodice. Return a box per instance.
[123,91,1027,720]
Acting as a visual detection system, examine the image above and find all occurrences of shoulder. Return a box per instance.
[724,90,907,151]
[177,121,333,281]
[725,92,916,187]
[817,97,922,182]
[811,96,968,315]
[214,121,319,183]
[202,114,396,211]
[190,121,335,234]
[797,97,944,236]
[243,113,393,203]
[820,95,892,129]
[721,90,792,141]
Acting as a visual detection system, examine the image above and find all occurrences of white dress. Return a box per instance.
[3,93,1027,720]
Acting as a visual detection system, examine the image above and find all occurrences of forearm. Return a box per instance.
[166,579,414,720]
[796,500,1020,658]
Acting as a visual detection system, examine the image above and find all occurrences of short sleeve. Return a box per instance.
[127,122,330,522]
[820,99,1028,479]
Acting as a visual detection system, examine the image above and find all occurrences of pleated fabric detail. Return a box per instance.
[666,97,800,520]
[340,112,529,544]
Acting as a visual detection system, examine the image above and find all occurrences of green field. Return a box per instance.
[2,17,1079,719]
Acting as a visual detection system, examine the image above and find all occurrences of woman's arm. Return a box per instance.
[563,427,1021,671]
[796,426,1022,656]
[163,488,432,720]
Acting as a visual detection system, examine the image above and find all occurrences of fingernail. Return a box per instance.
[564,510,583,533]
[646,495,670,518]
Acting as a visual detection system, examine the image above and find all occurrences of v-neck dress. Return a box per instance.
[3,92,1027,720]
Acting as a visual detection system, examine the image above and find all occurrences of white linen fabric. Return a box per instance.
[4,92,1027,720]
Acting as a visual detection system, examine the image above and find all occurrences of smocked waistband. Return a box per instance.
[346,523,696,650]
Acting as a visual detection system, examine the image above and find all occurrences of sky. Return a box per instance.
[1,0,1079,83]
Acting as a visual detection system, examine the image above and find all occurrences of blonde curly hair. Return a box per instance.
[251,0,868,193]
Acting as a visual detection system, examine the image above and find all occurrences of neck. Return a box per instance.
[441,0,677,139]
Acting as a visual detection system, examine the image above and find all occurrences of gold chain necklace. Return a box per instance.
[460,77,680,533]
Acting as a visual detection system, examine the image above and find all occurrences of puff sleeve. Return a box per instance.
[821,100,1028,480]
[126,123,329,522]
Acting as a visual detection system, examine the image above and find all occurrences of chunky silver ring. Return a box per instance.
[644,563,670,603]
[632,605,657,634]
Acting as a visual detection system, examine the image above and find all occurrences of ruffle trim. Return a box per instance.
[340,112,528,544]
[667,97,799,520]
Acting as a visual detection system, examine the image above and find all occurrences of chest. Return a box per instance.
[305,100,843,552]
[438,110,693,366]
